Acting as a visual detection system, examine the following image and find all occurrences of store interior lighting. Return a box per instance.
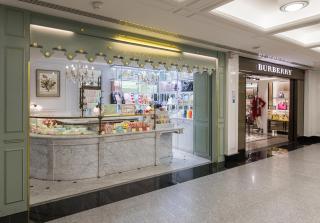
[183,52,217,61]
[30,24,74,36]
[114,35,181,53]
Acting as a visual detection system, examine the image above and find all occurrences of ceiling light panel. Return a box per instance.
[275,23,320,46]
[311,47,320,53]
[211,0,320,30]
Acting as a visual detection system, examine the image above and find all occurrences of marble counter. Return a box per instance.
[30,128,183,181]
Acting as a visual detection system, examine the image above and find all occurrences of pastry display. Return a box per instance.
[30,119,95,135]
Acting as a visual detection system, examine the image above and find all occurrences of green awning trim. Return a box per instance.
[30,27,216,73]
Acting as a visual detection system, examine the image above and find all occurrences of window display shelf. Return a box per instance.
[102,114,153,118]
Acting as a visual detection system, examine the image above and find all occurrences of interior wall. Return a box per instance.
[304,70,320,137]
[225,53,239,156]
[30,49,79,116]
[297,80,304,137]
[30,49,111,116]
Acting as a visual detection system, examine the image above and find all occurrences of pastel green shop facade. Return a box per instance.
[0,5,227,222]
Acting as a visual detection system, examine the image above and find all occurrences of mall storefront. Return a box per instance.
[238,57,305,154]
[0,5,227,223]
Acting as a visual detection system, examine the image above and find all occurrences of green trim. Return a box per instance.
[28,8,226,163]
[0,5,30,217]
[30,28,216,72]
[30,12,219,58]
[28,11,227,163]
[215,52,227,163]
[0,6,227,219]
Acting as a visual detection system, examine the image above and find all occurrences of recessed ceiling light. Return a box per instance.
[311,47,320,53]
[280,0,309,12]
[92,1,103,10]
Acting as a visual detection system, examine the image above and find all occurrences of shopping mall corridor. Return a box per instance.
[48,144,320,223]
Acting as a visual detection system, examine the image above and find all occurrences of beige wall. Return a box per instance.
[304,70,320,137]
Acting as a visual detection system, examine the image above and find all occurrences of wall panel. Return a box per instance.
[4,47,25,134]
[4,149,24,204]
[0,5,29,218]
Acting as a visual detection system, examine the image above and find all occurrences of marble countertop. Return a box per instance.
[30,127,183,139]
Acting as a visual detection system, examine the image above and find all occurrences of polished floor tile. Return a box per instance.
[48,143,320,223]
[246,134,288,151]
[30,149,210,206]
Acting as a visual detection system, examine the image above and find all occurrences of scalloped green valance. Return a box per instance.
[30,25,216,73]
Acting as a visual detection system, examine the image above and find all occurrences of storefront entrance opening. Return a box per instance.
[28,24,216,216]
[245,74,290,153]
[238,57,305,154]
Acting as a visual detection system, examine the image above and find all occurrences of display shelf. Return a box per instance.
[103,114,153,118]
[159,91,178,94]
[29,116,98,119]
[273,97,289,99]
[30,127,183,139]
[179,78,193,81]
[82,85,101,90]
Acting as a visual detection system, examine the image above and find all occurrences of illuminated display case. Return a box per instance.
[109,65,194,120]
[30,110,175,136]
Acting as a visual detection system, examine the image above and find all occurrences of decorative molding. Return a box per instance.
[4,47,25,134]
[5,9,25,38]
[4,149,24,205]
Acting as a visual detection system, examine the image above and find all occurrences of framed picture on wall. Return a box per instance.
[36,69,60,97]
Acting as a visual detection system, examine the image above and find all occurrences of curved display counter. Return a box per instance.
[30,128,183,181]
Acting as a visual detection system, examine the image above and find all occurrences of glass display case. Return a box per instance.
[30,108,176,136]
[109,65,158,112]
[109,65,194,120]
[30,64,195,137]
[29,116,99,135]
[267,80,290,134]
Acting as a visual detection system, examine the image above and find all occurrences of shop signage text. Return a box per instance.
[257,64,292,76]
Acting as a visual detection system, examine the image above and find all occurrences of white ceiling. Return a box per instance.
[276,23,320,46]
[1,0,320,69]
[212,0,320,30]
[312,47,320,53]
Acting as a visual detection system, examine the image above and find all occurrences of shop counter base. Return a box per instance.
[29,149,211,206]
[30,128,183,181]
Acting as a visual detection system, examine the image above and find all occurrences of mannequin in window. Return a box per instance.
[251,96,266,133]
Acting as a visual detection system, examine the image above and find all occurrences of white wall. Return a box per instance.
[30,49,80,116]
[225,53,239,156]
[30,48,111,116]
[304,70,320,137]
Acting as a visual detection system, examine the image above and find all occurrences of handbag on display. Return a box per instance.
[277,102,287,110]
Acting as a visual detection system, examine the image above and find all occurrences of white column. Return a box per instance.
[304,70,320,137]
[225,53,239,156]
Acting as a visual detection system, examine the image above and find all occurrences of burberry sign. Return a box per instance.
[239,57,305,80]
[257,64,292,76]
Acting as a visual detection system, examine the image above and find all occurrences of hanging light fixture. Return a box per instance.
[65,62,97,86]
[279,0,309,12]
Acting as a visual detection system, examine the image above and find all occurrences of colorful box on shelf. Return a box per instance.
[121,104,136,115]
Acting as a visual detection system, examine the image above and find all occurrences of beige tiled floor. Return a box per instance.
[49,144,320,223]
[246,134,288,151]
[30,149,210,206]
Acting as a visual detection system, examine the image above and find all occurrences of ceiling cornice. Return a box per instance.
[16,0,313,69]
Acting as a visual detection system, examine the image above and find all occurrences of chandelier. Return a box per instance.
[65,62,98,86]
